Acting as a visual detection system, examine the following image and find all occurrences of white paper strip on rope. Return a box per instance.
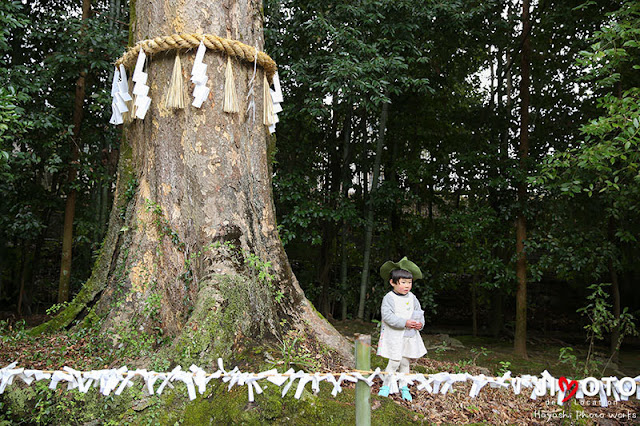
[109,68,125,125]
[268,71,284,134]
[2,362,639,407]
[109,44,288,131]
[190,41,210,108]
[132,49,151,120]
[109,64,134,126]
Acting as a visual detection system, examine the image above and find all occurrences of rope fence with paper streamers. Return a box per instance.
[1,362,639,407]
[109,33,283,134]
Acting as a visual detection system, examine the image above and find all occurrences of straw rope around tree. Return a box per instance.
[115,33,277,82]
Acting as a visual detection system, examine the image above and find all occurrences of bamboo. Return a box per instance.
[355,334,371,426]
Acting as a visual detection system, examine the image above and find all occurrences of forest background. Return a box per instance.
[1,0,639,368]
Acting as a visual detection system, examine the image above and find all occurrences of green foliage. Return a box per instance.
[211,240,284,303]
[145,199,185,250]
[558,347,579,373]
[581,284,638,342]
[578,283,638,375]
[497,361,511,376]
[270,324,320,371]
[46,302,70,316]
[532,1,640,259]
[120,176,138,219]
[0,319,31,343]
[0,0,128,309]
[469,346,491,365]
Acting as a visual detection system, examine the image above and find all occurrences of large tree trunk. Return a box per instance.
[33,0,352,365]
[514,0,531,358]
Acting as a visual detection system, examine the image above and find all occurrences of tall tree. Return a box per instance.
[533,0,640,358]
[514,0,531,358]
[1,0,125,313]
[266,0,433,320]
[58,0,92,303]
[34,0,351,363]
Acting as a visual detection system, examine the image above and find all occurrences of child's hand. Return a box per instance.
[405,320,422,329]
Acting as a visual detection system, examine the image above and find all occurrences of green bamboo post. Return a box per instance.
[355,333,371,426]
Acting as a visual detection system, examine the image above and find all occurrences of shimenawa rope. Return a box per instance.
[115,33,277,82]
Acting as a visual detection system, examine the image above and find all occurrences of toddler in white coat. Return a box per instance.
[376,257,427,401]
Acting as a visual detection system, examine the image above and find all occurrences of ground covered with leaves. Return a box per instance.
[1,316,639,425]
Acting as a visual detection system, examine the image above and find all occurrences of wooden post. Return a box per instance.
[355,333,371,426]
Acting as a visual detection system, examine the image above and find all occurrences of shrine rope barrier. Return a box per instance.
[1,361,639,407]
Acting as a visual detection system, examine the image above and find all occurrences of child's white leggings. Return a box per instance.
[383,357,410,388]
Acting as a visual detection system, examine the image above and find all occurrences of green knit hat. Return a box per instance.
[379,257,423,282]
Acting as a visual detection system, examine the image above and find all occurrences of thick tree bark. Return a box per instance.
[514,0,531,358]
[37,0,352,364]
[58,0,92,303]
[357,100,388,320]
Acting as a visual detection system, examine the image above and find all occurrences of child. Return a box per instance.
[376,257,427,401]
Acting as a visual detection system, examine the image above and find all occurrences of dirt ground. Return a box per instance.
[332,319,640,425]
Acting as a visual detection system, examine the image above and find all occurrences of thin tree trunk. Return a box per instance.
[0,244,4,302]
[318,97,344,318]
[489,50,495,110]
[609,82,623,361]
[490,291,503,337]
[318,223,333,318]
[514,0,531,358]
[501,45,513,162]
[428,184,433,221]
[386,134,399,261]
[357,100,389,320]
[340,235,349,320]
[471,282,477,337]
[58,0,92,303]
[17,243,29,317]
[608,217,621,361]
[340,109,352,321]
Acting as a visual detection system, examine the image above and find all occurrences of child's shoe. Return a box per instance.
[378,386,390,397]
[400,386,412,402]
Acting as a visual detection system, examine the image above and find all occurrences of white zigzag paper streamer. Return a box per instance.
[191,41,210,108]
[2,361,638,408]
[109,65,132,125]
[268,71,283,134]
[132,50,151,119]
